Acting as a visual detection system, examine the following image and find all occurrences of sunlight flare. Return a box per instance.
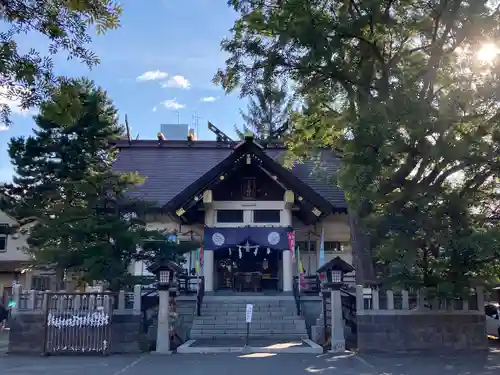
[477,43,499,62]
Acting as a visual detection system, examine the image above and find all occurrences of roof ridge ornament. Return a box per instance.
[244,131,254,141]
[207,121,233,144]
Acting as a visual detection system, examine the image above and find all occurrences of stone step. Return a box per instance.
[201,303,295,310]
[202,305,296,310]
[191,334,307,341]
[190,297,309,342]
[191,328,308,335]
[193,317,307,324]
[191,322,307,330]
[201,312,297,317]
[202,299,294,304]
[202,303,297,308]
[190,329,308,340]
[196,315,304,324]
[191,323,306,329]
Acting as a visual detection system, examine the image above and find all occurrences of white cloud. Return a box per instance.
[136,70,168,81]
[162,99,185,110]
[0,85,34,122]
[200,96,217,102]
[152,106,157,112]
[161,75,190,89]
[0,124,7,132]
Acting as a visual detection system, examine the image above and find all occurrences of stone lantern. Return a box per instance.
[149,261,184,291]
[317,256,354,290]
[316,256,354,353]
[148,261,183,355]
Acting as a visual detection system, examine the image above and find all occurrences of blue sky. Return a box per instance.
[0,0,244,182]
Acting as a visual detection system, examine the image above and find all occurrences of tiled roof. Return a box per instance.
[112,140,346,208]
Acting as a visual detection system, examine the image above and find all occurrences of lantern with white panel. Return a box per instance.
[316,256,354,353]
[148,261,184,355]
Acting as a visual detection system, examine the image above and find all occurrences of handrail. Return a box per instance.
[177,275,200,295]
[292,278,301,315]
[196,277,205,317]
[322,290,329,343]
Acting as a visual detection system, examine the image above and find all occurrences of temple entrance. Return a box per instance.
[215,248,281,292]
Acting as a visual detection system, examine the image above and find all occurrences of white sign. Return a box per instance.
[245,304,253,323]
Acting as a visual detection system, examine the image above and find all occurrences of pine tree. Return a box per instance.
[235,83,292,141]
[2,78,185,290]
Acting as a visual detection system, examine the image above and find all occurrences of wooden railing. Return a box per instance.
[340,288,357,332]
[177,275,201,295]
[293,275,321,294]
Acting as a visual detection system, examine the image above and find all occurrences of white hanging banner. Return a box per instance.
[245,304,253,323]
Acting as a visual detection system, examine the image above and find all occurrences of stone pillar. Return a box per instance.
[133,284,142,314]
[12,284,21,314]
[203,249,214,292]
[155,289,171,354]
[330,288,346,352]
[282,249,293,292]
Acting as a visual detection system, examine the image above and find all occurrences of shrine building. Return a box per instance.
[113,129,355,293]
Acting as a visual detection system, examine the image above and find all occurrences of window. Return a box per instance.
[296,241,317,252]
[485,304,499,319]
[0,235,6,252]
[31,276,51,291]
[324,241,346,252]
[216,209,244,223]
[253,210,281,223]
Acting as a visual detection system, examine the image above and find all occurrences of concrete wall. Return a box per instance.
[8,313,45,354]
[357,312,487,353]
[176,296,197,341]
[300,296,322,336]
[8,312,144,354]
[110,314,144,353]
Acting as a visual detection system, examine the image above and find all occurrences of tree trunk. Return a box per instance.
[348,212,375,285]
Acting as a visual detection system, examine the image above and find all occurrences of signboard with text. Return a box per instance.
[245,304,253,323]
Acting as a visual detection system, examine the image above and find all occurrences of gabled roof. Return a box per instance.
[0,209,18,227]
[317,256,355,274]
[112,139,346,210]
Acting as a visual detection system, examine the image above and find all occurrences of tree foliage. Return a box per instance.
[216,0,500,295]
[1,78,192,290]
[235,82,292,141]
[0,0,122,128]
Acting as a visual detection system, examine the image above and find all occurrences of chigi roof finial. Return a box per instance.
[244,131,254,141]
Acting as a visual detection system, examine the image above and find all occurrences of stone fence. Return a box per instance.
[8,285,145,355]
[10,285,142,313]
[355,286,487,353]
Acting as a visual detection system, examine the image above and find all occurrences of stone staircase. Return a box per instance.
[189,296,309,340]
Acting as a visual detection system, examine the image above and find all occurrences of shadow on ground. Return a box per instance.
[353,340,500,375]
[0,339,497,375]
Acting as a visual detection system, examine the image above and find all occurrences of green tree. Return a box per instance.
[0,0,122,129]
[1,78,173,290]
[215,0,500,295]
[235,83,292,141]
